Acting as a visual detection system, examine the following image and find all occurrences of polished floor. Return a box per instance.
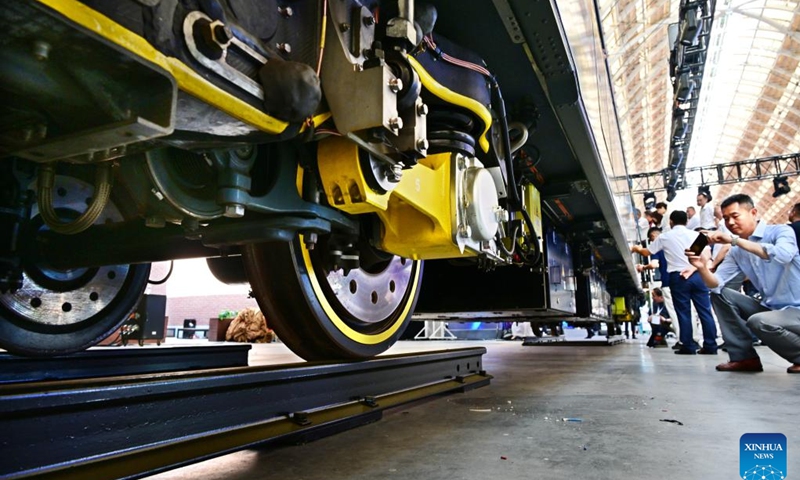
[150,331,799,480]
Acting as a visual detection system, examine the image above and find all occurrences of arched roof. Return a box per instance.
[601,0,800,223]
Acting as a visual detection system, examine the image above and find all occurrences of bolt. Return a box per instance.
[416,103,429,116]
[278,6,293,17]
[224,204,246,218]
[277,43,292,55]
[339,23,350,32]
[151,188,164,201]
[388,164,403,183]
[458,224,472,238]
[33,41,51,61]
[388,77,404,93]
[416,138,429,151]
[212,24,232,44]
[304,232,318,250]
[388,117,403,131]
[363,15,375,26]
[457,157,467,170]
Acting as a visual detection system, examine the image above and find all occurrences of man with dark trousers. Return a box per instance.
[687,194,800,373]
[632,211,717,354]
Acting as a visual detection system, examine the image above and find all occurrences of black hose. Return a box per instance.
[490,77,540,265]
[148,261,174,285]
[490,77,521,210]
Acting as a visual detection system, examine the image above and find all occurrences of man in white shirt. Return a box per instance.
[686,206,700,230]
[697,191,715,230]
[632,210,717,354]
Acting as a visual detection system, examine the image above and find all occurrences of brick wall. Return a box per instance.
[141,259,259,327]
[164,293,259,328]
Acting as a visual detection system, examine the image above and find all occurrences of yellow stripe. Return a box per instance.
[300,237,421,344]
[38,0,289,135]
[406,55,492,153]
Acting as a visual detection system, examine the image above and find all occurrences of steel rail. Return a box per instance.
[0,347,490,480]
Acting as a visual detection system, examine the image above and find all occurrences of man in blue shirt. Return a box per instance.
[789,202,800,248]
[686,194,800,373]
[633,211,717,355]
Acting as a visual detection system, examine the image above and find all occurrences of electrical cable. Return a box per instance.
[316,0,328,76]
[495,225,519,256]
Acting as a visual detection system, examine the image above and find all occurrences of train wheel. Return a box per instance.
[243,237,423,360]
[0,175,150,357]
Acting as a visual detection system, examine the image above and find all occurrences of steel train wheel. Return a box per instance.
[0,175,150,357]
[243,237,423,360]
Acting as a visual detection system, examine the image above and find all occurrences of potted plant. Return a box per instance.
[209,309,237,341]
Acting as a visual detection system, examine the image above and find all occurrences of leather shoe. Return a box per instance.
[671,342,683,350]
[674,348,696,355]
[716,358,763,372]
[698,348,717,355]
[787,364,800,374]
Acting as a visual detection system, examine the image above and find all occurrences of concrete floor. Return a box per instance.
[150,333,799,480]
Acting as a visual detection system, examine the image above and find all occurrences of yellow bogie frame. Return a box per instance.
[317,137,474,261]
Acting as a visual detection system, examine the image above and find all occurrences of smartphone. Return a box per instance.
[688,233,709,255]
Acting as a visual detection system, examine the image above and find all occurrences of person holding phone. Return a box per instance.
[632,211,718,355]
[686,194,800,374]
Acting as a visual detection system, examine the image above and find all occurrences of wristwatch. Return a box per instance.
[730,234,740,247]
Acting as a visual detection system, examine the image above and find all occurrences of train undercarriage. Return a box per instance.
[0,0,641,359]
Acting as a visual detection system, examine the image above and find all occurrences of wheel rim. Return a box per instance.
[0,175,149,356]
[244,236,423,359]
[311,253,415,330]
[1,264,130,331]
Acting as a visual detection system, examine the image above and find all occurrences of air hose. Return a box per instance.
[37,162,113,235]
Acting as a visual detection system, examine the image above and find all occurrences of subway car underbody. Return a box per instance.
[0,0,641,359]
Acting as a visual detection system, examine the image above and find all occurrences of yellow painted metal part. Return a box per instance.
[522,183,543,239]
[37,0,290,135]
[317,138,391,213]
[406,55,492,153]
[378,153,469,260]
[316,137,474,260]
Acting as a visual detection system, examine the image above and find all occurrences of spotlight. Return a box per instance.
[643,192,657,211]
[679,7,702,46]
[675,73,695,102]
[698,185,712,201]
[666,186,677,202]
[773,176,791,197]
[671,117,687,141]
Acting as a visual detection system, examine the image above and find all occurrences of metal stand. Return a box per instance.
[414,320,457,340]
[522,335,566,345]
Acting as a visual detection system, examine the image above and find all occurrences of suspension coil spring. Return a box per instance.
[426,109,477,157]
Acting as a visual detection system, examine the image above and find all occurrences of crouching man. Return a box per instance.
[685,194,800,373]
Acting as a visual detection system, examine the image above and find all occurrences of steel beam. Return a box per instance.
[625,152,800,194]
[0,345,251,384]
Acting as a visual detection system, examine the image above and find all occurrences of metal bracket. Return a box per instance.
[183,11,267,100]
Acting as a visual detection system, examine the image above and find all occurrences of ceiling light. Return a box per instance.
[698,185,712,201]
[679,7,702,46]
[773,176,791,198]
[643,192,657,210]
[675,73,695,103]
